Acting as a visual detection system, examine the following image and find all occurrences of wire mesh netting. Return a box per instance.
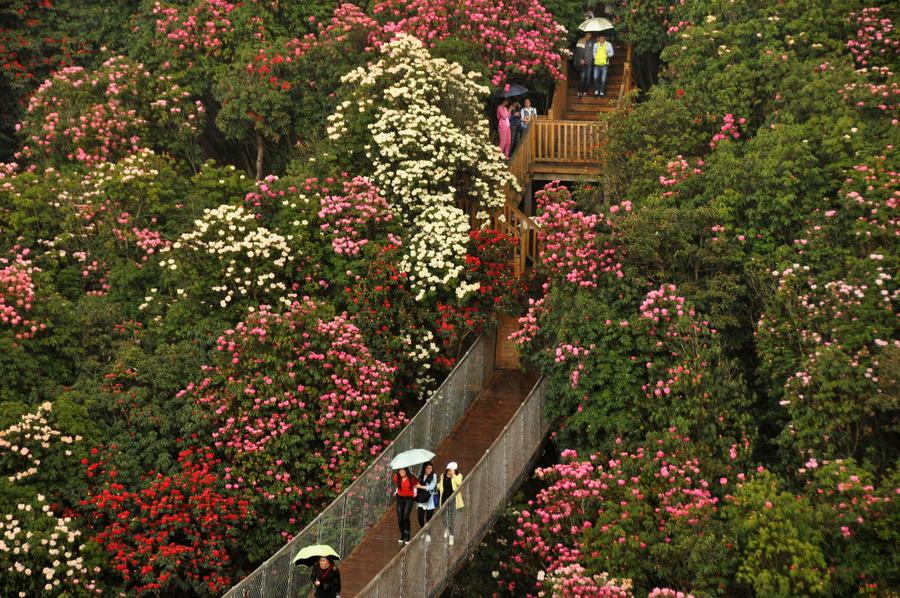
[356,378,548,598]
[224,332,497,598]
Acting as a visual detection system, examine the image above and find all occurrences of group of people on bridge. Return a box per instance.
[306,461,464,598]
[393,461,464,546]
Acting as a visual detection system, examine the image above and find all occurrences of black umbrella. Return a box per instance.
[495,83,529,98]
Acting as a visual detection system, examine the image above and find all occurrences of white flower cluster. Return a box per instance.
[401,327,440,397]
[0,402,81,483]
[161,204,296,309]
[0,494,99,596]
[397,203,470,300]
[327,34,516,301]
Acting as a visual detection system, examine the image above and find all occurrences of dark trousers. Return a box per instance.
[579,64,593,93]
[417,506,434,529]
[396,497,414,540]
[511,125,523,153]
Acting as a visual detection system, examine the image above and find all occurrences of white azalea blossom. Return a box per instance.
[161,204,296,309]
[329,34,516,302]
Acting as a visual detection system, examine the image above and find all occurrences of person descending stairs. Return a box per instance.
[563,42,628,120]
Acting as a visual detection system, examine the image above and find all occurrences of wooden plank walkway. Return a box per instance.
[336,368,538,597]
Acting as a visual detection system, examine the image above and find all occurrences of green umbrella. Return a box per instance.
[291,544,340,568]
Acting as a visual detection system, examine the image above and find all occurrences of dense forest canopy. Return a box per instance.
[0,0,897,597]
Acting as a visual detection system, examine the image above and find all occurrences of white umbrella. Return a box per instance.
[578,17,614,32]
[390,448,435,470]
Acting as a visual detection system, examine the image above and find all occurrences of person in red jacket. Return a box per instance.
[392,467,418,544]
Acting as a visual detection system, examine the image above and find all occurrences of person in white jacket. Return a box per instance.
[592,33,615,96]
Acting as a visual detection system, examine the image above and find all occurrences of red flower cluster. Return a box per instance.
[81,447,250,595]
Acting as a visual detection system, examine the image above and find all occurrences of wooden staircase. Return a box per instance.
[562,43,632,120]
[457,43,633,276]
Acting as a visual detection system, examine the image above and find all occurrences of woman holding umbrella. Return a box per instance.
[390,448,435,544]
[293,545,341,598]
[393,466,418,544]
[310,556,341,598]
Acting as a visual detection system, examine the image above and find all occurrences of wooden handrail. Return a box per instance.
[619,42,634,101]
[548,70,568,120]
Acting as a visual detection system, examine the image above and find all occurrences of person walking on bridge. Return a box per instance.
[309,556,341,598]
[393,467,418,544]
[438,462,464,546]
[415,462,438,538]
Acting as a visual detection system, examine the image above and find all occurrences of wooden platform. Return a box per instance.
[495,314,522,370]
[531,161,602,179]
[336,369,538,597]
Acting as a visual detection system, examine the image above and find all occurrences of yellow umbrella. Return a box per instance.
[291,544,340,568]
[578,17,614,32]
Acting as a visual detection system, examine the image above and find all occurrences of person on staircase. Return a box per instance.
[438,462,465,546]
[521,98,537,138]
[393,467,418,544]
[497,98,512,159]
[415,462,438,540]
[310,556,341,598]
[509,101,522,154]
[592,33,614,97]
[576,32,594,98]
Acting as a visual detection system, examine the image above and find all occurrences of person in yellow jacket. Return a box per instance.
[592,33,615,97]
[438,461,464,546]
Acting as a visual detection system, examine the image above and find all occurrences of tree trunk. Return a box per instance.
[255,131,265,180]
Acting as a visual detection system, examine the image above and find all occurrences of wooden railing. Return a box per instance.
[619,42,634,101]
[461,46,636,276]
[531,119,604,163]
[548,70,568,120]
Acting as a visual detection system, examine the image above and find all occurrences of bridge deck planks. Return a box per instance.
[336,368,538,597]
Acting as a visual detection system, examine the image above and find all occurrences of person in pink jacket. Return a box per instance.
[497,99,512,159]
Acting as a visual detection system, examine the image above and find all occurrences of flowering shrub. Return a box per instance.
[17,55,204,167]
[160,203,295,312]
[81,446,249,595]
[0,247,44,339]
[179,298,405,558]
[317,176,393,256]
[501,430,734,596]
[345,243,443,401]
[0,402,80,484]
[328,34,516,300]
[437,228,526,353]
[534,182,625,286]
[847,8,899,69]
[0,493,101,597]
[371,0,567,87]
[757,153,899,469]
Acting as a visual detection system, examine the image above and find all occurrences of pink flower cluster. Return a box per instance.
[838,70,899,114]
[0,247,45,339]
[535,182,625,287]
[318,176,394,256]
[502,429,722,596]
[372,0,566,87]
[509,293,545,346]
[847,8,899,68]
[659,155,703,198]
[152,0,236,55]
[709,113,745,149]
[18,60,144,165]
[639,284,692,326]
[17,56,204,166]
[182,298,406,512]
